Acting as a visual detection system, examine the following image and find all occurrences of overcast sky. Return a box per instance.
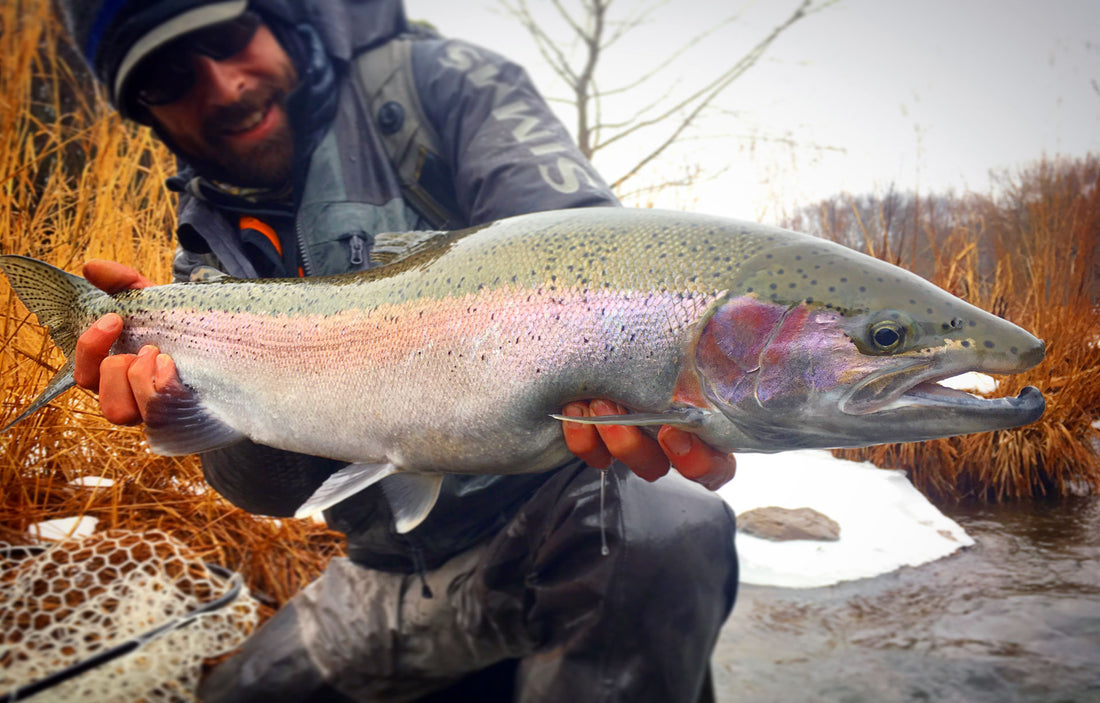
[404,0,1100,222]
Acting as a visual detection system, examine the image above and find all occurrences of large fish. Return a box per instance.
[1,208,1045,531]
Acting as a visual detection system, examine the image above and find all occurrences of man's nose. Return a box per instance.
[191,54,247,104]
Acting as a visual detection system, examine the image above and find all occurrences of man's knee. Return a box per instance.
[617,470,739,616]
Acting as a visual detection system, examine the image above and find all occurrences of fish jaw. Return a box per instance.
[692,292,1046,453]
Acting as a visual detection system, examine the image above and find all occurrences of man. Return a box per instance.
[59,1,739,700]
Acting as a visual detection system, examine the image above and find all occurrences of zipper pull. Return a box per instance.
[348,234,366,266]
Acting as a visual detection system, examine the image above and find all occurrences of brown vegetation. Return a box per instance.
[786,156,1100,501]
[0,0,342,612]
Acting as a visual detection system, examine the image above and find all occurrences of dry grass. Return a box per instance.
[0,0,343,613]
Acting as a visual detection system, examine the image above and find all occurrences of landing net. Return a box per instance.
[0,529,258,702]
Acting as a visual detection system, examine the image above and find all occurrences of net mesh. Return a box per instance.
[0,529,259,702]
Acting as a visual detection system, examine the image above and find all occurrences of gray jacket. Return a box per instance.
[169,0,619,570]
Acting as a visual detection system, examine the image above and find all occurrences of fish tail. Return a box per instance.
[0,255,109,431]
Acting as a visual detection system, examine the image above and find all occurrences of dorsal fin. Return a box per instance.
[369,229,455,266]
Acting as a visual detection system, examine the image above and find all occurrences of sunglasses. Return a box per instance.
[129,11,262,108]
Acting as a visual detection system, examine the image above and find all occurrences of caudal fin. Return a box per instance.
[0,255,107,431]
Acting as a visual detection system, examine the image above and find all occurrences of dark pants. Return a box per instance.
[199,464,738,702]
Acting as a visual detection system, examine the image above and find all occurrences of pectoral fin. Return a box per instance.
[550,406,708,428]
[380,473,444,533]
[143,377,245,455]
[294,462,398,519]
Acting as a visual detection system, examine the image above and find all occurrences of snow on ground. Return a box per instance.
[718,450,973,589]
[27,515,99,542]
[69,476,116,488]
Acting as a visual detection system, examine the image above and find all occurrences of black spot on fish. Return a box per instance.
[983,341,995,349]
[961,340,971,348]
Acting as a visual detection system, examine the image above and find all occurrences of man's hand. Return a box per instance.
[561,400,736,491]
[74,260,178,425]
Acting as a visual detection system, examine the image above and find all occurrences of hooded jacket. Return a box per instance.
[162,0,620,571]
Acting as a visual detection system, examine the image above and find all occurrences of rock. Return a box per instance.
[737,506,841,542]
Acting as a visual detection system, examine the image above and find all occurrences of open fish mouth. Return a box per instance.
[844,369,1046,427]
[886,379,1044,416]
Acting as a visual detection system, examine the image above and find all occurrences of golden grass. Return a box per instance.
[0,0,343,613]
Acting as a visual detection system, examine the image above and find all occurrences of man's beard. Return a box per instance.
[186,85,296,190]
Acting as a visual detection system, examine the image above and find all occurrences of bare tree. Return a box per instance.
[498,0,839,197]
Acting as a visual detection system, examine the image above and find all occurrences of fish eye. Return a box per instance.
[869,319,907,353]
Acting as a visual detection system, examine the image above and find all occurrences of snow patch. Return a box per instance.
[69,476,116,488]
[27,516,99,542]
[718,450,972,588]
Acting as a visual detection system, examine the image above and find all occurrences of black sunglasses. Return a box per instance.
[129,11,262,108]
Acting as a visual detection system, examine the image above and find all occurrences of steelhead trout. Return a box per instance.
[1,208,1045,531]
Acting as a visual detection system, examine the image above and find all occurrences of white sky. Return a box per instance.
[404,0,1100,222]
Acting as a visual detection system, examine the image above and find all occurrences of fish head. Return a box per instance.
[692,237,1046,452]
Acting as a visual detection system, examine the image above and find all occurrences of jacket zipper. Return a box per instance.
[348,234,366,266]
[295,219,315,277]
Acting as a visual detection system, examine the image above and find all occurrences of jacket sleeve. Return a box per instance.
[411,38,620,224]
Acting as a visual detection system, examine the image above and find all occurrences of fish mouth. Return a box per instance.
[884,380,1044,419]
[842,365,1046,428]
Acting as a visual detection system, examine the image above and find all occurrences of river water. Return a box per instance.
[712,496,1100,702]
